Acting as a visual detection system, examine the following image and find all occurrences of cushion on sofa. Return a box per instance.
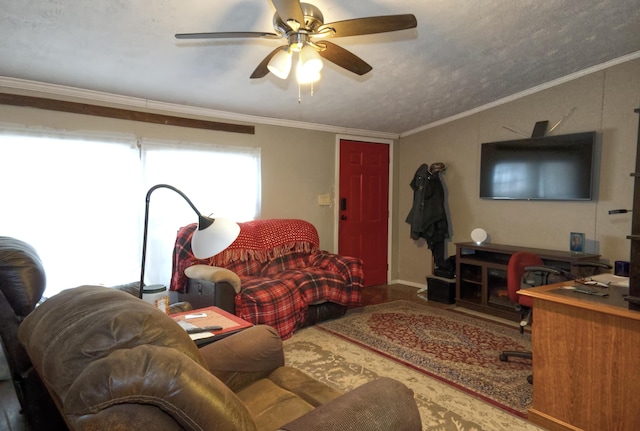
[235,267,360,338]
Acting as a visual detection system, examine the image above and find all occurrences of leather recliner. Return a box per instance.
[0,237,194,431]
[0,236,68,430]
[18,285,422,431]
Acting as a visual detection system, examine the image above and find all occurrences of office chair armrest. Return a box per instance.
[523,265,562,274]
[572,261,612,269]
[522,265,571,286]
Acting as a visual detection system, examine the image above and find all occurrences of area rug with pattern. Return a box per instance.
[283,326,543,431]
[315,300,533,417]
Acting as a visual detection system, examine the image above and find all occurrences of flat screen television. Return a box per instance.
[479,131,596,201]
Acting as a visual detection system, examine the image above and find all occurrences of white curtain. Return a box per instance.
[0,129,142,297]
[140,139,261,288]
[0,129,261,298]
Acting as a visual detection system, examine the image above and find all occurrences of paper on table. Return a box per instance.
[173,307,250,342]
[176,320,217,341]
[588,273,629,287]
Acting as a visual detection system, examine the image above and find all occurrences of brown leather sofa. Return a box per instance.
[18,285,422,431]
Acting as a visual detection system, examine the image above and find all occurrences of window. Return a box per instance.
[140,139,261,287]
[0,129,260,298]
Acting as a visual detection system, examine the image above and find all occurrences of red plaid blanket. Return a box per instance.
[170,219,363,339]
[170,219,320,289]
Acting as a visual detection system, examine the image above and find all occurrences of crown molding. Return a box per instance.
[0,76,399,140]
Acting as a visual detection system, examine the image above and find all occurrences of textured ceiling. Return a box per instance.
[1,0,639,135]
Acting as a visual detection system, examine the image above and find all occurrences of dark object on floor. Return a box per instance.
[426,276,456,304]
[433,255,456,279]
[0,236,68,431]
[19,286,422,431]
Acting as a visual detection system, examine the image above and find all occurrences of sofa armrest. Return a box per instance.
[279,377,421,431]
[200,325,285,391]
[185,264,241,293]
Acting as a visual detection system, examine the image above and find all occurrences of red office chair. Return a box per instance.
[502,253,612,339]
[498,252,610,384]
[499,252,563,384]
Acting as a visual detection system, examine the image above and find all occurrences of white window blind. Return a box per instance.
[139,139,261,287]
[0,130,141,297]
[0,130,261,298]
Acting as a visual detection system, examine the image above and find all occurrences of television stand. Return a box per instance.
[455,242,600,321]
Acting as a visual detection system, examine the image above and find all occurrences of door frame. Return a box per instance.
[334,134,395,284]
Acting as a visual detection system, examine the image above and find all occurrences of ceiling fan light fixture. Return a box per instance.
[300,45,323,73]
[267,48,292,79]
[296,60,320,84]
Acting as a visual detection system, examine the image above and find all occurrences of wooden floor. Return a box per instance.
[0,283,439,431]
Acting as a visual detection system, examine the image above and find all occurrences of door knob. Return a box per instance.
[340,215,347,220]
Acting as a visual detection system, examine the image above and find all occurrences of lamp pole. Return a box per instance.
[138,184,228,299]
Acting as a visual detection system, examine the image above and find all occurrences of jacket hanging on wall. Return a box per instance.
[405,163,449,267]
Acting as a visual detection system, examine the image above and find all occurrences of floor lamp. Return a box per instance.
[139,184,240,299]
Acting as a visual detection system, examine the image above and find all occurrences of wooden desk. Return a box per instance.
[519,282,640,431]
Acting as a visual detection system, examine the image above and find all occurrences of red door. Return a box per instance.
[339,139,389,286]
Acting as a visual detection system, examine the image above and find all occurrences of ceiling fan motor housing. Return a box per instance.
[273,2,324,36]
[300,3,324,30]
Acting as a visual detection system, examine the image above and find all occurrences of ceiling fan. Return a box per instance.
[175,0,417,83]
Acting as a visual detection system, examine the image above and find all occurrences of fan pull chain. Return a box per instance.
[297,82,315,103]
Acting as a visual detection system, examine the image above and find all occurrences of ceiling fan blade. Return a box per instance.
[317,14,417,38]
[250,46,286,79]
[175,31,279,39]
[270,0,305,29]
[317,41,372,76]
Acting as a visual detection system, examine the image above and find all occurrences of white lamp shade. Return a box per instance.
[300,45,323,73]
[267,48,292,79]
[191,217,240,259]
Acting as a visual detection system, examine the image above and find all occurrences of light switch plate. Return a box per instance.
[317,194,332,206]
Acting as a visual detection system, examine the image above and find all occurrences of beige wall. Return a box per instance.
[2,57,638,287]
[395,58,640,285]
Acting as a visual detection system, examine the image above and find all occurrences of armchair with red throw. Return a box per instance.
[171,219,364,339]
